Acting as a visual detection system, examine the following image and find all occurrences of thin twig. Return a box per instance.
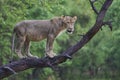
[89,0,99,14]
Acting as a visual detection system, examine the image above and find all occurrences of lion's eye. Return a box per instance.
[67,22,70,23]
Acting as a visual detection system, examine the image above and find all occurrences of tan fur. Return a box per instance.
[12,16,77,58]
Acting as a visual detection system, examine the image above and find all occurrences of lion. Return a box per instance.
[11,16,77,58]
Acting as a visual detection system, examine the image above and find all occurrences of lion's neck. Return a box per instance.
[55,22,66,37]
[51,18,66,37]
[58,20,65,30]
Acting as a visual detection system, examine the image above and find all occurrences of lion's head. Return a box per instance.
[61,16,77,34]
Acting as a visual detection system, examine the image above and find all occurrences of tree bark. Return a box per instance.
[0,0,113,79]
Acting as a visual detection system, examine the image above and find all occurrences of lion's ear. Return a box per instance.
[61,15,66,21]
[61,15,65,18]
[51,18,56,24]
[73,16,77,21]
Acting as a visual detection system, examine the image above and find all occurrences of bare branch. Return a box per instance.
[89,0,99,14]
[102,21,113,31]
[0,0,113,79]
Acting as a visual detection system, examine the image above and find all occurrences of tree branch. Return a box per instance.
[89,0,99,14]
[0,0,113,79]
[102,21,112,31]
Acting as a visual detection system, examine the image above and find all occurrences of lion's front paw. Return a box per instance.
[17,53,26,59]
[46,52,56,58]
[26,53,38,58]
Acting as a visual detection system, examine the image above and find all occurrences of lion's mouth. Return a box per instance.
[67,30,73,34]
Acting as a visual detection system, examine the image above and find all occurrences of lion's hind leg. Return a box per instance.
[15,36,26,58]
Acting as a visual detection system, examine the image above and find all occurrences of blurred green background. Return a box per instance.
[0,0,120,80]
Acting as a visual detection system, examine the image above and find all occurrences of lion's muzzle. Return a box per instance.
[67,28,74,34]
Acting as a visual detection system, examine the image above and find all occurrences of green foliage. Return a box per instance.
[105,0,120,72]
[0,0,120,80]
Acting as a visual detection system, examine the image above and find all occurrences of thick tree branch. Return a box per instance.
[0,0,113,79]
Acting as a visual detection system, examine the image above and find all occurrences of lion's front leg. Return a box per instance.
[45,34,56,58]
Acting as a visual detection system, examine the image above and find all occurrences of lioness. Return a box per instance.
[11,16,77,58]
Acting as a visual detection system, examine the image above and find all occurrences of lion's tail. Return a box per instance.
[11,31,15,53]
